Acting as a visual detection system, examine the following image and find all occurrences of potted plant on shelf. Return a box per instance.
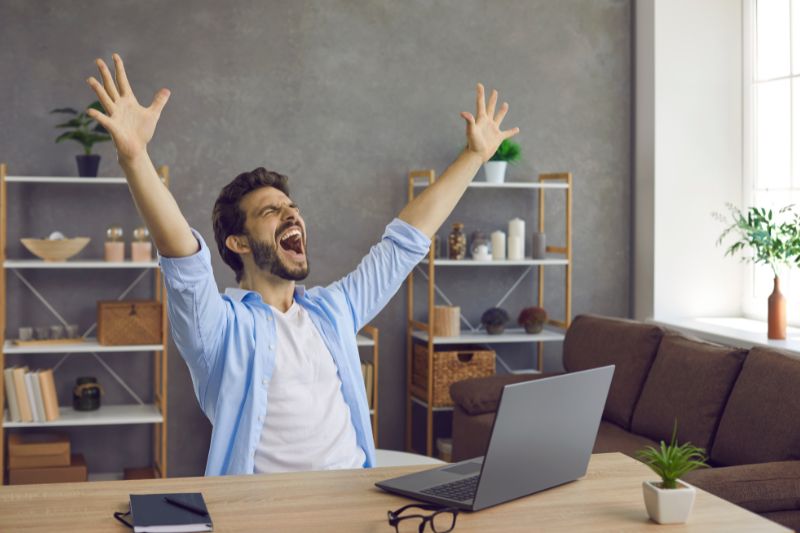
[483,138,521,184]
[714,203,800,340]
[51,100,111,177]
[518,306,547,333]
[636,422,708,525]
[481,307,510,335]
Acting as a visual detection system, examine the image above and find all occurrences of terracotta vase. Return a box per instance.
[768,276,787,340]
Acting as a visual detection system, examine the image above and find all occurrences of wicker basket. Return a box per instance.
[97,300,163,346]
[411,344,495,407]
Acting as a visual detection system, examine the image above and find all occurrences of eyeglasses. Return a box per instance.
[387,503,460,533]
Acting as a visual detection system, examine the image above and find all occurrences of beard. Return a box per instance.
[247,230,309,281]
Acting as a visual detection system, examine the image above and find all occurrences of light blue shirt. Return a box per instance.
[158,218,430,476]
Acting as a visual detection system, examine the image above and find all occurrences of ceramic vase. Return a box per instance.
[483,161,507,183]
[642,480,696,525]
[768,276,787,340]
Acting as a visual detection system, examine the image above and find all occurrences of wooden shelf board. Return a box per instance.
[411,327,565,345]
[356,334,375,346]
[5,176,128,184]
[412,180,569,190]
[420,258,568,267]
[4,338,163,354]
[4,260,158,269]
[3,404,163,428]
[410,396,454,412]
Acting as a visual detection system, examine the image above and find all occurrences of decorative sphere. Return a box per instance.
[133,226,150,242]
[106,225,124,242]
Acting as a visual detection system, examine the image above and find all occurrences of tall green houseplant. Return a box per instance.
[714,203,800,339]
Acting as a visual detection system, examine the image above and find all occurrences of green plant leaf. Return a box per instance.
[50,107,78,114]
[54,118,85,129]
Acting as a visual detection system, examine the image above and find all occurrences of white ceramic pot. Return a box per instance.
[483,161,508,183]
[642,480,696,524]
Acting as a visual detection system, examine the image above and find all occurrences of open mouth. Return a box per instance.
[278,226,305,259]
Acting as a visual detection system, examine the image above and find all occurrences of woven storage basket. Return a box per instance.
[97,300,162,346]
[411,344,495,407]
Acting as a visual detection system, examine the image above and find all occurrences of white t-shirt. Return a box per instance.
[253,300,366,473]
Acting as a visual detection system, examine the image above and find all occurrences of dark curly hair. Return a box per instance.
[212,167,290,283]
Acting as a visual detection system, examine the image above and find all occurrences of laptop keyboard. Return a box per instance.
[420,475,480,502]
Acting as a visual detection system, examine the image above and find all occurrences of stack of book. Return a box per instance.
[360,361,374,410]
[3,367,60,423]
[7,433,87,485]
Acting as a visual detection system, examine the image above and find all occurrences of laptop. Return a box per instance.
[376,365,614,511]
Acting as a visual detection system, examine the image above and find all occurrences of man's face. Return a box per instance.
[239,186,308,281]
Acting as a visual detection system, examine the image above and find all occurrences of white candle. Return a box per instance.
[508,217,525,239]
[491,231,506,260]
[508,235,523,260]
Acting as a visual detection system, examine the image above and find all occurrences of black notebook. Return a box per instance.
[126,493,213,533]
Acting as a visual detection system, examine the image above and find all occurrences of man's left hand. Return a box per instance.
[460,83,520,163]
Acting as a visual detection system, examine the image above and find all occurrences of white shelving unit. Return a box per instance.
[0,163,170,482]
[406,170,573,456]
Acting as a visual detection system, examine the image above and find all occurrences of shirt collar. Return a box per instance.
[224,285,306,303]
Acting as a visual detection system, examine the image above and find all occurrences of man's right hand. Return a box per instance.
[85,53,170,164]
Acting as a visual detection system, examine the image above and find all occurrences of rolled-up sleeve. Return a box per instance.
[158,229,229,388]
[329,218,431,332]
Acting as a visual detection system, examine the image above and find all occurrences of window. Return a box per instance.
[743,0,800,323]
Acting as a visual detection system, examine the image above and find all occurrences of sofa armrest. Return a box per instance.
[683,461,800,514]
[449,373,560,416]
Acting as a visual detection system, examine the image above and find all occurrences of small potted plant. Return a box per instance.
[636,421,708,525]
[517,306,547,334]
[481,307,510,335]
[714,203,800,340]
[51,100,111,177]
[483,139,521,183]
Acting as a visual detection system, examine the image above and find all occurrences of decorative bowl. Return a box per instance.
[21,237,90,262]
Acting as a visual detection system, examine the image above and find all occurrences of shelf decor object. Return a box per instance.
[406,169,573,456]
[20,237,90,262]
[0,162,171,482]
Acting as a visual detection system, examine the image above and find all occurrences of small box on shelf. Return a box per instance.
[411,344,495,407]
[8,453,87,485]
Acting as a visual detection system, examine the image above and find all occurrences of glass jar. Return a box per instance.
[448,223,467,260]
[73,376,103,411]
[469,230,490,259]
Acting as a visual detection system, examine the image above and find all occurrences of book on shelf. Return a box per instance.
[12,366,32,423]
[25,373,41,423]
[39,369,60,421]
[4,367,20,422]
[4,367,60,423]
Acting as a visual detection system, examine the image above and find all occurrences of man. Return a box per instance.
[86,53,519,476]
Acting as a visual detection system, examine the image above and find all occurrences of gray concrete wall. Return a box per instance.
[0,0,631,477]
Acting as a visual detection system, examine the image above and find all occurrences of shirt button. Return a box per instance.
[267,316,272,322]
[269,345,274,351]
[258,415,264,423]
[262,378,268,386]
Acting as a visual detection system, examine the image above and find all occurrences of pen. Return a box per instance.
[163,496,208,517]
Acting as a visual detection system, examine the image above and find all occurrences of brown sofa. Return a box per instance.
[449,314,800,531]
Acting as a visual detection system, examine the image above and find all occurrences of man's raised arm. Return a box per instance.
[85,53,197,258]
[398,83,520,238]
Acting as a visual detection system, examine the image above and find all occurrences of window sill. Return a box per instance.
[651,317,800,359]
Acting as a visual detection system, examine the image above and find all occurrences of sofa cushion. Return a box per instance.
[683,461,800,514]
[450,373,559,416]
[451,405,495,462]
[563,314,664,429]
[629,334,746,451]
[711,347,800,466]
[592,421,659,459]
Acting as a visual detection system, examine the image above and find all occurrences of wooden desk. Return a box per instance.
[0,453,788,532]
